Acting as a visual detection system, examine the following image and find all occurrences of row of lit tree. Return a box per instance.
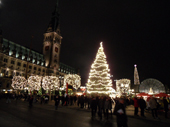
[11,74,81,92]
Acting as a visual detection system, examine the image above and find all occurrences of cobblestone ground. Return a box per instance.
[0,99,169,127]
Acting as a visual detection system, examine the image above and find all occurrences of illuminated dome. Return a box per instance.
[139,78,165,94]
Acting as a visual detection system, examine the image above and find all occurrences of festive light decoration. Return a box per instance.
[86,42,115,94]
[139,78,165,94]
[42,76,60,90]
[11,76,27,90]
[64,74,81,90]
[116,79,131,96]
[134,64,140,85]
[27,76,42,91]
[148,88,154,95]
[80,86,86,91]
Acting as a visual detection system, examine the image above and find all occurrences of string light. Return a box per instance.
[116,79,131,97]
[27,76,42,91]
[64,74,81,90]
[42,76,60,90]
[86,42,115,94]
[11,76,27,90]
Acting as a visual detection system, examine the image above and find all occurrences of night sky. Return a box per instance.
[1,0,170,86]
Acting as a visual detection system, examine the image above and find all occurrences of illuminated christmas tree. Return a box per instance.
[134,64,140,85]
[86,42,114,94]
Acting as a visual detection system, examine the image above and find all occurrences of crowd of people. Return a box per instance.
[133,96,170,119]
[1,92,169,126]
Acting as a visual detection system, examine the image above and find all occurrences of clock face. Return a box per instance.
[55,47,58,53]
[45,46,49,51]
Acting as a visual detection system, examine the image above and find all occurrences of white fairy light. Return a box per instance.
[11,76,27,90]
[64,74,81,90]
[86,42,115,95]
[116,79,131,96]
[27,76,42,91]
[42,76,60,90]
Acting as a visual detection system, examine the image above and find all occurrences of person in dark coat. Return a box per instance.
[40,95,43,104]
[29,95,33,108]
[61,94,65,106]
[98,96,104,120]
[163,96,169,118]
[70,95,73,106]
[65,95,68,106]
[87,96,91,109]
[80,95,84,108]
[91,97,97,119]
[6,92,11,103]
[84,96,88,108]
[109,97,113,115]
[73,95,77,105]
[55,95,60,110]
[139,97,146,117]
[77,96,81,107]
[114,98,128,127]
[104,98,110,120]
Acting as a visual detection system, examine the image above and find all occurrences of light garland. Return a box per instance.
[27,76,42,91]
[42,76,60,90]
[64,74,81,90]
[86,42,115,94]
[116,79,131,97]
[11,76,27,90]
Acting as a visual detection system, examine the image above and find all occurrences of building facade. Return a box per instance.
[0,1,79,92]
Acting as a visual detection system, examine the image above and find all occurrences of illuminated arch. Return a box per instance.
[116,79,131,96]
[64,74,81,90]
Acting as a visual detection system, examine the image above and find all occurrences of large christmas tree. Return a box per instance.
[86,42,114,94]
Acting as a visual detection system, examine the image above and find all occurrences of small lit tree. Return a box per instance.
[11,76,27,90]
[27,76,42,91]
[42,76,60,100]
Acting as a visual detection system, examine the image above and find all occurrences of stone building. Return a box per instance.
[0,1,79,92]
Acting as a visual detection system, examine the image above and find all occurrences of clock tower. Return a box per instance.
[43,0,62,75]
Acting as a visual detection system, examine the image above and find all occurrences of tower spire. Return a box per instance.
[46,0,60,33]
[134,64,140,85]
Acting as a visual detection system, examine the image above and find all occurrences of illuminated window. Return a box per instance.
[45,46,49,51]
[55,47,58,53]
